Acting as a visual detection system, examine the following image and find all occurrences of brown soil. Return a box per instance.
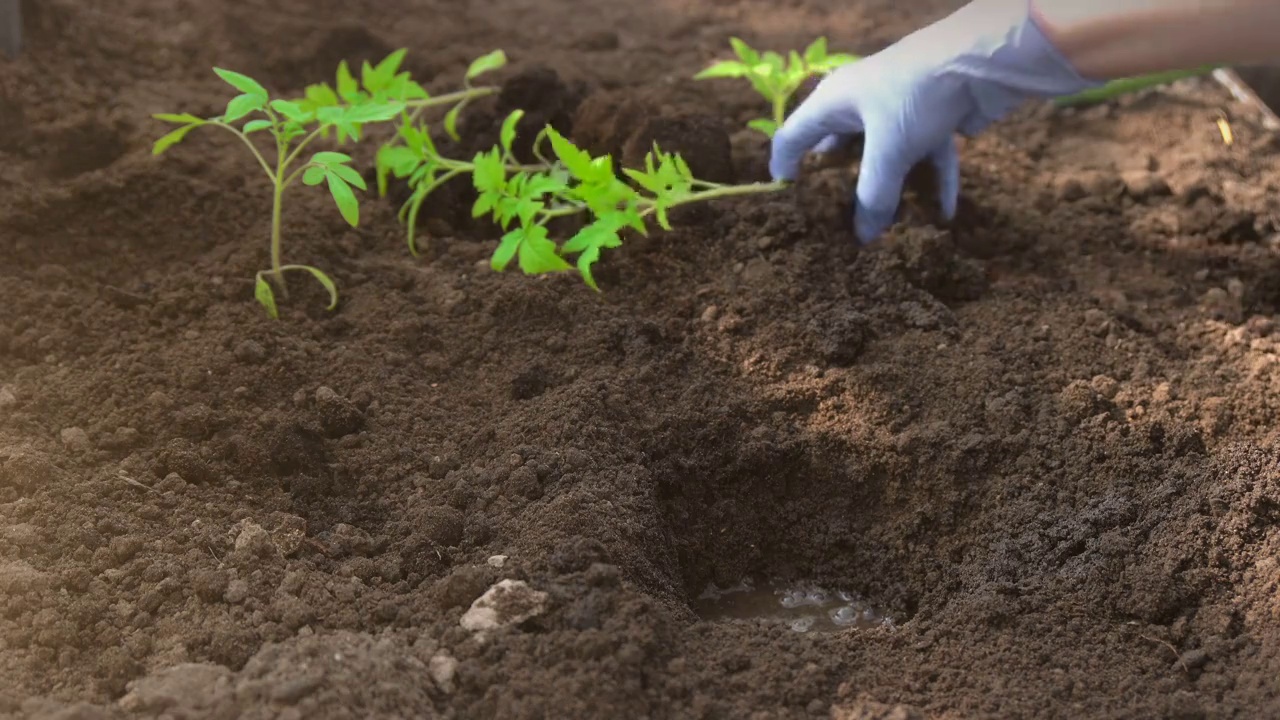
[3,0,1280,718]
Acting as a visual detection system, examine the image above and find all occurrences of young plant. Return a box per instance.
[151,49,501,318]
[695,37,857,137]
[378,106,787,289]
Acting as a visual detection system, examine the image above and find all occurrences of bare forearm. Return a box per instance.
[1031,0,1280,78]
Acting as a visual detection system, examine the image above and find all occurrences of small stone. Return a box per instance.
[60,427,91,452]
[1200,287,1243,323]
[224,579,249,604]
[486,555,508,568]
[328,523,375,557]
[314,387,364,438]
[270,673,324,704]
[1089,375,1119,400]
[232,340,267,364]
[716,312,743,334]
[756,235,777,251]
[191,569,229,603]
[233,521,276,558]
[0,386,16,407]
[428,652,458,693]
[460,579,550,633]
[419,506,465,547]
[1084,308,1110,336]
[700,305,720,323]
[1179,649,1209,671]
[1226,278,1245,300]
[271,515,308,557]
[1031,324,1050,341]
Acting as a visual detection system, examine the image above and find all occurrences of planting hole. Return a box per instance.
[693,579,894,634]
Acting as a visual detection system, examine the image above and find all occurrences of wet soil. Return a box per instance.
[3,0,1280,718]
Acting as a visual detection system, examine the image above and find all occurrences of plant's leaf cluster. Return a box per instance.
[303,152,366,227]
[154,43,786,317]
[379,100,713,291]
[695,37,858,136]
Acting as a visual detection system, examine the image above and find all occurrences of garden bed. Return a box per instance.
[3,0,1280,717]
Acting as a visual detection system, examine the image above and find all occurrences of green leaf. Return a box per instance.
[804,37,828,66]
[255,275,279,319]
[311,151,352,166]
[343,102,405,124]
[290,265,340,311]
[787,50,805,76]
[224,93,266,123]
[748,118,779,137]
[280,123,308,143]
[374,49,408,83]
[153,113,206,124]
[516,224,571,275]
[243,119,272,134]
[524,173,567,197]
[270,99,308,122]
[325,173,360,226]
[152,124,201,155]
[492,229,522,272]
[575,246,604,290]
[500,110,524,154]
[729,38,760,65]
[303,166,327,186]
[301,83,341,110]
[695,60,750,80]
[472,149,507,193]
[466,50,507,81]
[214,68,268,99]
[443,103,464,142]
[336,61,359,102]
[328,162,367,191]
[379,145,422,178]
[813,52,859,72]
[545,127,594,180]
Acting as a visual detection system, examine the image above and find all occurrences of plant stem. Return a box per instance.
[406,168,467,256]
[282,126,326,175]
[772,95,788,128]
[403,87,499,127]
[210,122,275,181]
[271,141,287,296]
[405,87,499,110]
[1055,65,1220,106]
[647,181,788,216]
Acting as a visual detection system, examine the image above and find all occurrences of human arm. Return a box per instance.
[1035,0,1280,78]
[770,0,1280,244]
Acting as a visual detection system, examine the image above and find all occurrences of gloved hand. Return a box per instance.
[770,0,1105,243]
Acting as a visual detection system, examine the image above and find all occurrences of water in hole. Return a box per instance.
[693,579,893,633]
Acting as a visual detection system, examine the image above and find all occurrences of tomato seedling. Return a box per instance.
[152,49,503,318]
[695,37,857,137]
[377,106,786,290]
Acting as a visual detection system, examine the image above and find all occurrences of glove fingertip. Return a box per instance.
[854,204,893,245]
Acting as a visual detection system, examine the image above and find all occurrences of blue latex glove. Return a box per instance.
[770,0,1104,243]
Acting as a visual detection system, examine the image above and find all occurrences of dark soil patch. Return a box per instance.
[3,0,1280,718]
